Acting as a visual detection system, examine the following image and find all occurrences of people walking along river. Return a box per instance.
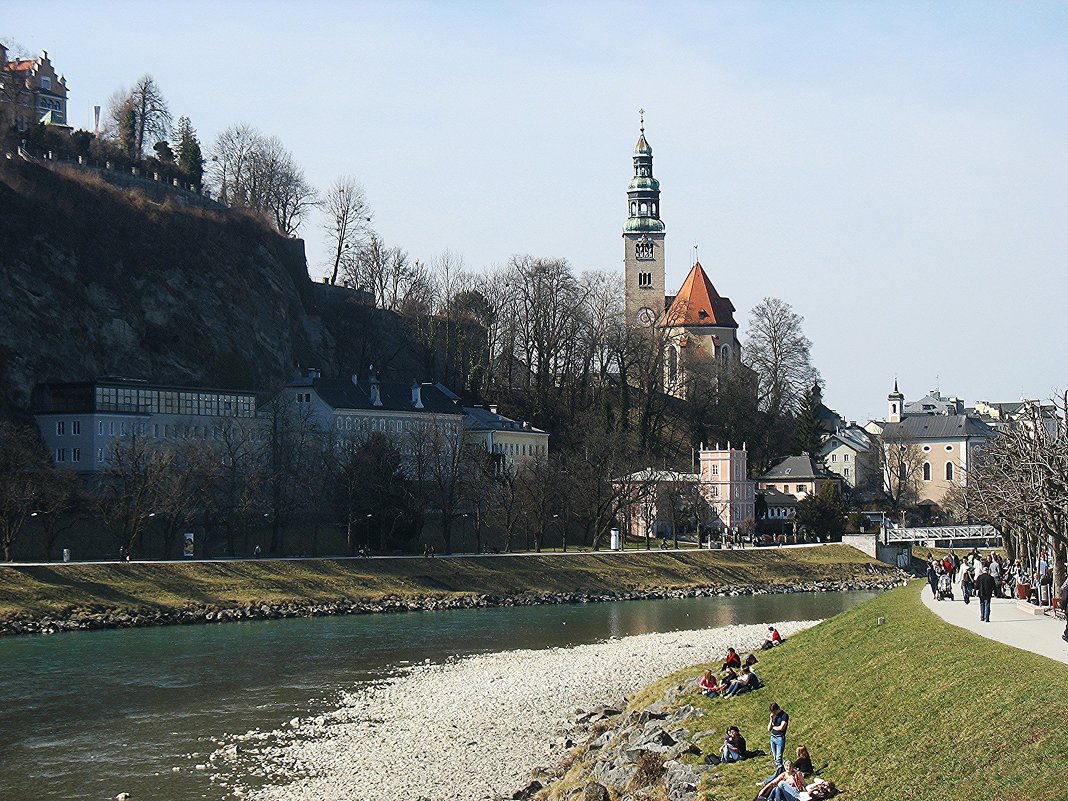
[976,565,996,623]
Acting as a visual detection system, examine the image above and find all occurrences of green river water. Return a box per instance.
[0,591,877,801]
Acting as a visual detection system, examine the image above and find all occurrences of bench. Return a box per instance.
[1016,601,1050,616]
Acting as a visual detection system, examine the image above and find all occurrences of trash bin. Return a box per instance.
[62,548,71,562]
[1017,583,1030,600]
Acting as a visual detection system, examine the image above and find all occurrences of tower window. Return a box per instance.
[635,239,654,260]
[639,202,647,215]
[630,202,637,216]
[638,272,652,288]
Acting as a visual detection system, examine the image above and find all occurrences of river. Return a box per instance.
[0,591,876,801]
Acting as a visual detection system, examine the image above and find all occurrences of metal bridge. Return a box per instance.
[881,523,1002,545]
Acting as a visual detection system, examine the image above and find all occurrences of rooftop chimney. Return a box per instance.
[411,380,424,409]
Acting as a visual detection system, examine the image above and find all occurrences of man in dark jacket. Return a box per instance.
[975,566,997,623]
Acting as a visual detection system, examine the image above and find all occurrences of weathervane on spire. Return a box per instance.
[693,243,699,266]
[639,108,645,134]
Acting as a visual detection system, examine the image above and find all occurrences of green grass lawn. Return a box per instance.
[622,581,1067,801]
[0,545,887,620]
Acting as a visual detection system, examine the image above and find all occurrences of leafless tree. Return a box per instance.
[95,434,175,556]
[745,297,819,418]
[108,74,172,158]
[209,124,316,236]
[876,425,925,513]
[321,175,373,285]
[0,423,58,561]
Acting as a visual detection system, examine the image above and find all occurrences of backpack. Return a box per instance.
[808,781,837,799]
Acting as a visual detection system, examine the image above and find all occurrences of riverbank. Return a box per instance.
[207,620,817,801]
[0,545,902,636]
[535,582,1068,801]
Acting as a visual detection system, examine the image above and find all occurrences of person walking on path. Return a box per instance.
[926,559,939,599]
[976,565,997,623]
[962,568,974,605]
[768,702,789,776]
[1060,578,1068,644]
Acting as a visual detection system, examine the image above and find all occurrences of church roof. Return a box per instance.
[659,262,738,328]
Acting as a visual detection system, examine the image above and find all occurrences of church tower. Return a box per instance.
[624,112,666,327]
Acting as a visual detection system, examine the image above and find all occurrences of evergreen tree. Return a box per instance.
[173,115,204,189]
[793,380,824,460]
[796,480,847,541]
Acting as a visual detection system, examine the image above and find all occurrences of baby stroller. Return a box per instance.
[937,572,954,600]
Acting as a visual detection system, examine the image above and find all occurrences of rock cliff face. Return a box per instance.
[0,158,428,420]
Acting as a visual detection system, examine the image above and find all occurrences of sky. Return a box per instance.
[6,1,1068,423]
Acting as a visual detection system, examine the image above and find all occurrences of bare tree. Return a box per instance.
[876,425,925,514]
[0,423,58,561]
[321,175,373,285]
[108,74,172,158]
[745,297,819,418]
[95,435,175,556]
[209,124,316,236]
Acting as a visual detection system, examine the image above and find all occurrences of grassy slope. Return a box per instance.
[0,545,884,619]
[619,582,1067,801]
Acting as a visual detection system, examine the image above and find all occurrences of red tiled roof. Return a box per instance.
[659,262,738,328]
[2,60,35,72]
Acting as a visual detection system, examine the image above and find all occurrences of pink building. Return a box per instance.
[700,445,755,532]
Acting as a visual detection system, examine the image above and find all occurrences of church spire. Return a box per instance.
[625,111,663,234]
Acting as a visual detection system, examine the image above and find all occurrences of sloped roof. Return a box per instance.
[821,426,871,453]
[464,406,546,434]
[881,414,997,440]
[760,487,798,506]
[660,262,738,328]
[310,378,464,416]
[759,453,835,482]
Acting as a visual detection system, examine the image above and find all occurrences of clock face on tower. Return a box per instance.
[636,307,657,326]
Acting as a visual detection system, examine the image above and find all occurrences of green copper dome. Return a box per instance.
[624,217,666,233]
[628,176,660,192]
[634,133,653,155]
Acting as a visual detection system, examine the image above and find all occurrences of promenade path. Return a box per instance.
[921,577,1068,666]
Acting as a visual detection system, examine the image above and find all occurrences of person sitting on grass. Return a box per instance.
[698,669,721,696]
[762,626,783,649]
[758,759,806,800]
[793,744,813,776]
[720,725,747,762]
[722,665,760,697]
[722,647,742,670]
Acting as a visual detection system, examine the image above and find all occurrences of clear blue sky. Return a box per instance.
[6,1,1067,422]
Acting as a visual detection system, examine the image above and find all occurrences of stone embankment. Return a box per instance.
[0,575,905,636]
[205,621,814,801]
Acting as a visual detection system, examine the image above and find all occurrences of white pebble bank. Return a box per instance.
[215,620,817,801]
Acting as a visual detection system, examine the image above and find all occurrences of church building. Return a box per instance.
[622,117,745,396]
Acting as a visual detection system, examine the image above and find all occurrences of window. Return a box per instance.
[923,462,932,481]
[945,445,954,452]
[635,238,654,260]
[41,77,51,90]
[99,421,105,436]
[796,484,805,493]
[72,421,80,435]
[710,464,719,476]
[638,271,652,288]
[843,453,849,462]
[946,462,954,481]
[55,448,66,462]
[830,453,837,462]
[922,445,931,452]
[56,421,65,435]
[844,467,850,478]
[97,448,104,463]
[109,422,115,436]
[72,448,81,463]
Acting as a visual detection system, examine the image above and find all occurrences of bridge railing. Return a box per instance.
[881,523,1001,544]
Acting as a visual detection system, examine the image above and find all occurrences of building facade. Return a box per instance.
[33,378,259,475]
[463,404,549,471]
[757,453,841,501]
[818,426,876,491]
[0,47,69,131]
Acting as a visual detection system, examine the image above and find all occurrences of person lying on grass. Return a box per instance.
[723,665,762,697]
[720,726,747,762]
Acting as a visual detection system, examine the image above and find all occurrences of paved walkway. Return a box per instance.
[921,574,1068,665]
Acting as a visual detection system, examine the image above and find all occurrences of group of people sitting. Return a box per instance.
[698,645,764,699]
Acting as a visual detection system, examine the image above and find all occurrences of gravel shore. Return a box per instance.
[213,620,817,801]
